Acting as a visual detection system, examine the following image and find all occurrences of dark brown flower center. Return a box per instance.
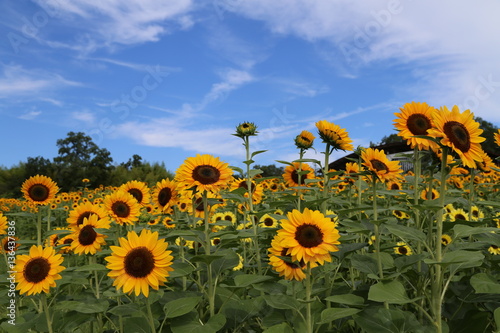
[264,218,274,226]
[79,225,97,246]
[224,215,233,222]
[238,181,255,193]
[112,201,131,218]
[391,183,401,190]
[213,238,221,245]
[24,257,50,283]
[29,184,50,202]
[158,187,172,207]
[128,189,143,203]
[77,211,93,226]
[195,198,204,212]
[295,224,323,248]
[124,247,155,278]
[300,136,311,143]
[291,170,306,185]
[407,114,431,135]
[455,213,466,221]
[398,246,408,255]
[443,121,470,153]
[370,159,389,173]
[192,165,220,185]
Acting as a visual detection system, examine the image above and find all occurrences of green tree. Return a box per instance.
[24,156,55,179]
[253,164,284,177]
[53,132,114,191]
[0,163,26,198]
[475,116,500,155]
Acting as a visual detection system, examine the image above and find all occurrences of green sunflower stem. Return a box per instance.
[244,136,263,275]
[412,147,425,322]
[321,143,331,215]
[202,190,216,317]
[47,205,52,233]
[297,148,305,211]
[432,147,449,333]
[372,176,388,309]
[468,168,475,221]
[37,207,43,246]
[41,293,54,333]
[305,262,313,333]
[145,296,156,333]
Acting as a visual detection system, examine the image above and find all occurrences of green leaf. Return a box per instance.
[368,280,411,304]
[263,295,302,310]
[425,250,484,266]
[164,296,202,318]
[275,160,293,166]
[494,308,500,332]
[318,308,361,324]
[248,169,263,178]
[234,274,274,287]
[325,294,365,306]
[205,313,226,332]
[263,322,294,333]
[123,317,151,333]
[190,254,224,265]
[385,223,426,242]
[168,262,195,278]
[251,150,267,158]
[452,224,499,238]
[354,307,428,333]
[470,273,500,294]
[54,300,109,313]
[108,304,142,316]
[350,254,379,276]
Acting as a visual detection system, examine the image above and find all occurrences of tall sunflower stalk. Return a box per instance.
[294,130,316,211]
[234,122,264,274]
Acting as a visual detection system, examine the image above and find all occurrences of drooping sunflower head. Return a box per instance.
[428,106,485,168]
[294,130,316,149]
[282,162,315,187]
[105,229,174,297]
[15,245,65,296]
[276,208,340,265]
[360,148,403,182]
[21,175,59,205]
[175,154,233,192]
[234,121,258,138]
[119,180,151,206]
[70,214,110,255]
[315,120,354,151]
[393,102,438,150]
[104,190,142,225]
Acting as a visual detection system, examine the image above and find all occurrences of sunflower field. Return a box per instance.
[1,103,500,333]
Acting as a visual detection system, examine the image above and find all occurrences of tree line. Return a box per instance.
[0,132,174,197]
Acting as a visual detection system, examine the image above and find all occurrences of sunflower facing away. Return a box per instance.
[104,190,141,225]
[70,214,111,255]
[315,120,354,151]
[176,154,233,193]
[361,148,403,182]
[393,101,438,150]
[277,208,340,264]
[15,245,65,295]
[105,229,174,297]
[428,105,485,168]
[119,180,151,206]
[282,162,315,187]
[21,175,59,205]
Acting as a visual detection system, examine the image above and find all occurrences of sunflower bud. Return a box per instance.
[294,130,315,149]
[234,122,258,138]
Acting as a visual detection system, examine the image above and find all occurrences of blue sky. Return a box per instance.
[2,0,500,173]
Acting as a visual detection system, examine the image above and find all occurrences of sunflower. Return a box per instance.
[230,179,264,204]
[449,208,469,222]
[277,208,340,264]
[2,236,20,254]
[386,180,403,191]
[441,234,452,246]
[162,216,176,229]
[14,245,65,295]
[259,214,279,228]
[66,201,108,229]
[57,234,75,254]
[428,106,485,168]
[268,235,315,281]
[119,180,151,206]
[488,245,500,255]
[21,175,59,205]
[282,162,315,187]
[70,215,111,255]
[105,229,174,297]
[152,178,179,213]
[175,154,233,192]
[104,190,141,225]
[470,206,484,221]
[343,162,363,184]
[393,210,410,219]
[394,242,412,255]
[295,130,315,149]
[315,120,354,151]
[220,211,237,225]
[232,253,244,271]
[0,212,7,235]
[420,188,439,200]
[476,150,495,173]
[393,102,438,150]
[495,129,500,147]
[361,148,403,182]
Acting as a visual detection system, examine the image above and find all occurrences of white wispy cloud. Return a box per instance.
[18,110,42,120]
[72,110,96,124]
[33,0,195,50]
[0,64,81,98]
